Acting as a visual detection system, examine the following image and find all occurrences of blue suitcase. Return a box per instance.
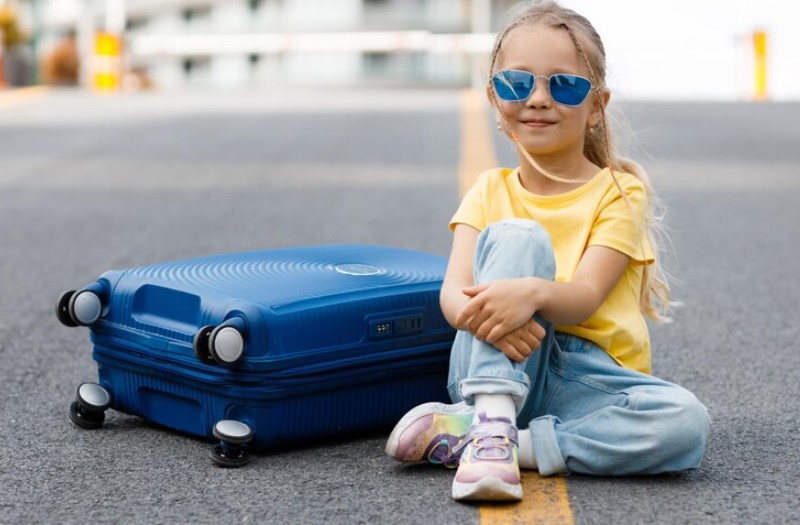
[57,245,455,466]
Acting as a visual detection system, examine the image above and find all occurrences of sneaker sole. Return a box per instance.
[452,477,523,501]
[384,402,472,459]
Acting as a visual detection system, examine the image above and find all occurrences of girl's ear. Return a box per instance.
[589,88,611,128]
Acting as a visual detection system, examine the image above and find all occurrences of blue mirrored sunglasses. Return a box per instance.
[491,70,593,106]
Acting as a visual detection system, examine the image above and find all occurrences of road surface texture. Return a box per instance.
[0,89,797,524]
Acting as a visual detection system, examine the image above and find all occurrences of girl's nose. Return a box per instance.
[526,77,552,109]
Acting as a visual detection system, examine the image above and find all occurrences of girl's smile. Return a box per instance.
[521,119,556,128]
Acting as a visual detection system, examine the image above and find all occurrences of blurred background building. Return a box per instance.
[3,0,513,91]
[1,0,798,100]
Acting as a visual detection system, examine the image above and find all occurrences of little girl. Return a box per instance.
[385,0,709,502]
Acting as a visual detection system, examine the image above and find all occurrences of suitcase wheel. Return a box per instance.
[56,291,79,327]
[210,420,254,468]
[192,325,217,365]
[56,289,103,327]
[69,382,111,430]
[209,326,245,365]
[193,323,245,366]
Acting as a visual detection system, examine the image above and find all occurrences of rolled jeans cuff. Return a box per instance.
[459,371,530,413]
[530,416,569,476]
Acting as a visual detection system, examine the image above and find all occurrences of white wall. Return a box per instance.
[559,0,799,101]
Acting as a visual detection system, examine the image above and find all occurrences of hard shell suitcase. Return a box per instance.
[57,245,455,466]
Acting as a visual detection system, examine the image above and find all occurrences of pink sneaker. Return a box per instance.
[451,413,522,501]
[385,402,473,468]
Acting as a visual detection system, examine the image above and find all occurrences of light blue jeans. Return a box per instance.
[447,219,710,477]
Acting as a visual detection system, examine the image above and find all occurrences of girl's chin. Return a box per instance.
[515,141,564,157]
[512,134,581,157]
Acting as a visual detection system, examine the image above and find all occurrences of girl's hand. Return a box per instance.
[455,278,541,344]
[493,319,547,362]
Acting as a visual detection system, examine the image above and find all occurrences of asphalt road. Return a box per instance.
[0,89,798,524]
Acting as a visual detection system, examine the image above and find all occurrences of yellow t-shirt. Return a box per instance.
[450,167,655,374]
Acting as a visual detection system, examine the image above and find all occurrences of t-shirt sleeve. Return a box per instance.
[587,176,655,265]
[449,174,487,232]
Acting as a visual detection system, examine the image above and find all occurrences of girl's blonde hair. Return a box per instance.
[488,0,672,322]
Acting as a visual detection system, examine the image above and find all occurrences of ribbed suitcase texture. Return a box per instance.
[61,245,456,451]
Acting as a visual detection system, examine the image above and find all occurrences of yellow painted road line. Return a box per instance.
[0,86,50,111]
[459,89,498,198]
[459,89,575,524]
[479,474,574,525]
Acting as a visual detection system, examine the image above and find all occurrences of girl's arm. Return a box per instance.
[440,224,480,329]
[441,224,547,362]
[456,245,630,344]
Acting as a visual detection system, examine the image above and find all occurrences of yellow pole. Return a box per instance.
[753,30,767,102]
[0,28,5,89]
[93,31,121,93]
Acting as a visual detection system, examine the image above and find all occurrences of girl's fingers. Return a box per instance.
[469,302,492,339]
[517,338,534,357]
[530,319,546,340]
[470,309,494,339]
[456,298,482,327]
[497,340,525,363]
[520,327,541,351]
[462,283,489,297]
[523,333,541,352]
[515,335,534,357]
[456,297,486,326]
[505,335,530,358]
[485,323,508,344]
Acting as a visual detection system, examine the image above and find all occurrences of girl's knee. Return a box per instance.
[477,220,556,280]
[667,391,709,468]
[485,219,551,248]
[663,389,709,432]
[674,390,710,443]
[639,387,709,464]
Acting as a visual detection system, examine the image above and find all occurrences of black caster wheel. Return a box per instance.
[209,420,254,468]
[56,289,103,327]
[192,325,216,365]
[69,382,111,430]
[56,291,79,327]
[210,444,251,468]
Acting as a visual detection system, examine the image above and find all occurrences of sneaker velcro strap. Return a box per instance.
[452,413,518,456]
[425,434,461,468]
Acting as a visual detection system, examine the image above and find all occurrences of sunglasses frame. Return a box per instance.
[491,69,594,107]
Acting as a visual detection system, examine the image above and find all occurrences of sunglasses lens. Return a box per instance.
[549,75,592,106]
[492,70,534,101]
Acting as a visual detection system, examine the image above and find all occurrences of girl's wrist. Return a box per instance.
[525,277,548,313]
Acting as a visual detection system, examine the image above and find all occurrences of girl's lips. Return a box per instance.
[521,120,555,127]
